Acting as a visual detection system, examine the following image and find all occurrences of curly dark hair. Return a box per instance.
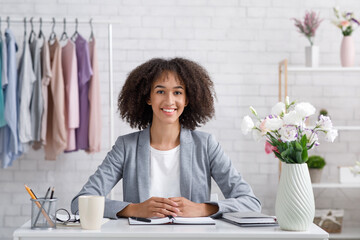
[118,58,216,130]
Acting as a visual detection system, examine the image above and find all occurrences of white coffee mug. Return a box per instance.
[78,195,105,230]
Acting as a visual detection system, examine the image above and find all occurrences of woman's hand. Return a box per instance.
[117,197,180,218]
[168,197,219,217]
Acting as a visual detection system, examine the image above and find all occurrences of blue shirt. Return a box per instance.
[0,29,23,168]
[0,37,6,127]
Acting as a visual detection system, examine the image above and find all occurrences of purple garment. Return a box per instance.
[74,34,93,150]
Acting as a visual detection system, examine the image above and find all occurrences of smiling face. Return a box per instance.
[147,71,188,128]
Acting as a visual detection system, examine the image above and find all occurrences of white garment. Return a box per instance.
[149,145,181,198]
[18,37,36,143]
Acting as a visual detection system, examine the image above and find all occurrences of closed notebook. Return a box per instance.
[128,216,215,225]
[222,212,278,227]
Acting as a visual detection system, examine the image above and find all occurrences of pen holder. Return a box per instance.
[31,198,57,229]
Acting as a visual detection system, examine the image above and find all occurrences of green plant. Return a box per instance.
[307,155,326,169]
[319,109,328,116]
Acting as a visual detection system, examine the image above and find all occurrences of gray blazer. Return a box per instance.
[71,126,261,219]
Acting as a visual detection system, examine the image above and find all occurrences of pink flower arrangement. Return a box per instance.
[293,11,323,46]
[332,7,360,36]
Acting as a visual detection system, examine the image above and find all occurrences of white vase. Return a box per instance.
[275,163,315,231]
[305,45,319,67]
[340,36,355,67]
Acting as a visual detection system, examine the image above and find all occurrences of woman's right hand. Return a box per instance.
[117,197,180,218]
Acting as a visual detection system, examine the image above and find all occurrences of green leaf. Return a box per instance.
[295,141,303,152]
[302,148,308,163]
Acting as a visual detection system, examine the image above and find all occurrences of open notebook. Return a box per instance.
[128,216,215,225]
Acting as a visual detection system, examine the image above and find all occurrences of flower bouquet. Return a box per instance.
[241,97,338,164]
[332,7,360,67]
[241,97,338,231]
[332,7,360,36]
[293,11,323,67]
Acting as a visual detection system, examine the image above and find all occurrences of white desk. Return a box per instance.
[13,219,329,240]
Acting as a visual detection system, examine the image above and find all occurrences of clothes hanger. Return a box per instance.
[38,17,44,38]
[89,18,94,42]
[49,17,56,42]
[71,18,79,41]
[28,17,36,43]
[23,17,27,37]
[60,18,68,41]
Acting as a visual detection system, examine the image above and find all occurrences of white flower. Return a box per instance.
[295,102,316,118]
[279,126,298,142]
[271,102,285,116]
[285,96,290,106]
[241,115,254,135]
[325,129,338,142]
[316,115,333,131]
[283,110,302,126]
[303,128,319,148]
[265,117,283,131]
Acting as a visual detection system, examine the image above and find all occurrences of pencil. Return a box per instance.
[24,185,55,227]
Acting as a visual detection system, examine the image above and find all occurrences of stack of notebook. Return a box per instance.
[222,212,278,227]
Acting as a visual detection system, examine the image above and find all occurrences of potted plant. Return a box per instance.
[307,155,326,183]
[241,96,338,231]
[332,7,360,67]
[293,11,323,67]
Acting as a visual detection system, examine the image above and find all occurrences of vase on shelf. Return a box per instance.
[275,163,315,231]
[305,45,319,67]
[340,36,355,67]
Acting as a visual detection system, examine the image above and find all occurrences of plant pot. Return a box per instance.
[309,168,323,183]
[340,36,355,67]
[275,163,315,231]
[305,45,319,67]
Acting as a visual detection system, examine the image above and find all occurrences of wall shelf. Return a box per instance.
[312,183,360,189]
[287,66,360,72]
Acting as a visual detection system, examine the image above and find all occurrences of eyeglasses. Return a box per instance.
[55,208,80,225]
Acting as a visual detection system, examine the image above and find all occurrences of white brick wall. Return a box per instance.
[1,0,360,239]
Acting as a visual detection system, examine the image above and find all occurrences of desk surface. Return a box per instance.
[13,219,329,240]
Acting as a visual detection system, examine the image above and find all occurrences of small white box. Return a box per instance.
[339,167,360,183]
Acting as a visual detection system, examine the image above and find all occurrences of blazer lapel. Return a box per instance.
[179,127,193,200]
[136,126,151,202]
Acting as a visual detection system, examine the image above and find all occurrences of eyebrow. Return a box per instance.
[154,85,184,89]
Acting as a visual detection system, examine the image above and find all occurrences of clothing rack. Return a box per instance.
[2,17,119,199]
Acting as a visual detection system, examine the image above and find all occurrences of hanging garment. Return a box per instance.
[29,36,44,142]
[0,36,6,127]
[62,40,79,152]
[18,34,36,143]
[44,39,66,160]
[74,34,92,151]
[38,35,52,146]
[0,29,23,168]
[87,38,101,153]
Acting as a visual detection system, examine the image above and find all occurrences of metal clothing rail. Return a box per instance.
[2,17,118,198]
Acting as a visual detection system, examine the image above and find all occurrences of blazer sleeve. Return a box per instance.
[205,134,262,218]
[71,136,130,219]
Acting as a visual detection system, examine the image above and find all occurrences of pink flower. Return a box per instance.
[265,141,278,155]
[341,20,350,27]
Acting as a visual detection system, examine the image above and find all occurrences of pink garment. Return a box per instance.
[62,40,79,151]
[39,37,52,144]
[87,38,102,153]
[45,39,67,160]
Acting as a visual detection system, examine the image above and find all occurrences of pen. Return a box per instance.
[33,187,51,226]
[24,185,55,227]
[130,217,151,223]
[50,187,55,199]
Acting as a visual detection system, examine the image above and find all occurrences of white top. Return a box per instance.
[149,145,181,198]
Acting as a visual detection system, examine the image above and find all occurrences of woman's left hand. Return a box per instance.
[168,197,218,217]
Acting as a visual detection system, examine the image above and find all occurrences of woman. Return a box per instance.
[71,58,261,219]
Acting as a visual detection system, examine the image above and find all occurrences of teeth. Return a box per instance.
[163,109,175,113]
